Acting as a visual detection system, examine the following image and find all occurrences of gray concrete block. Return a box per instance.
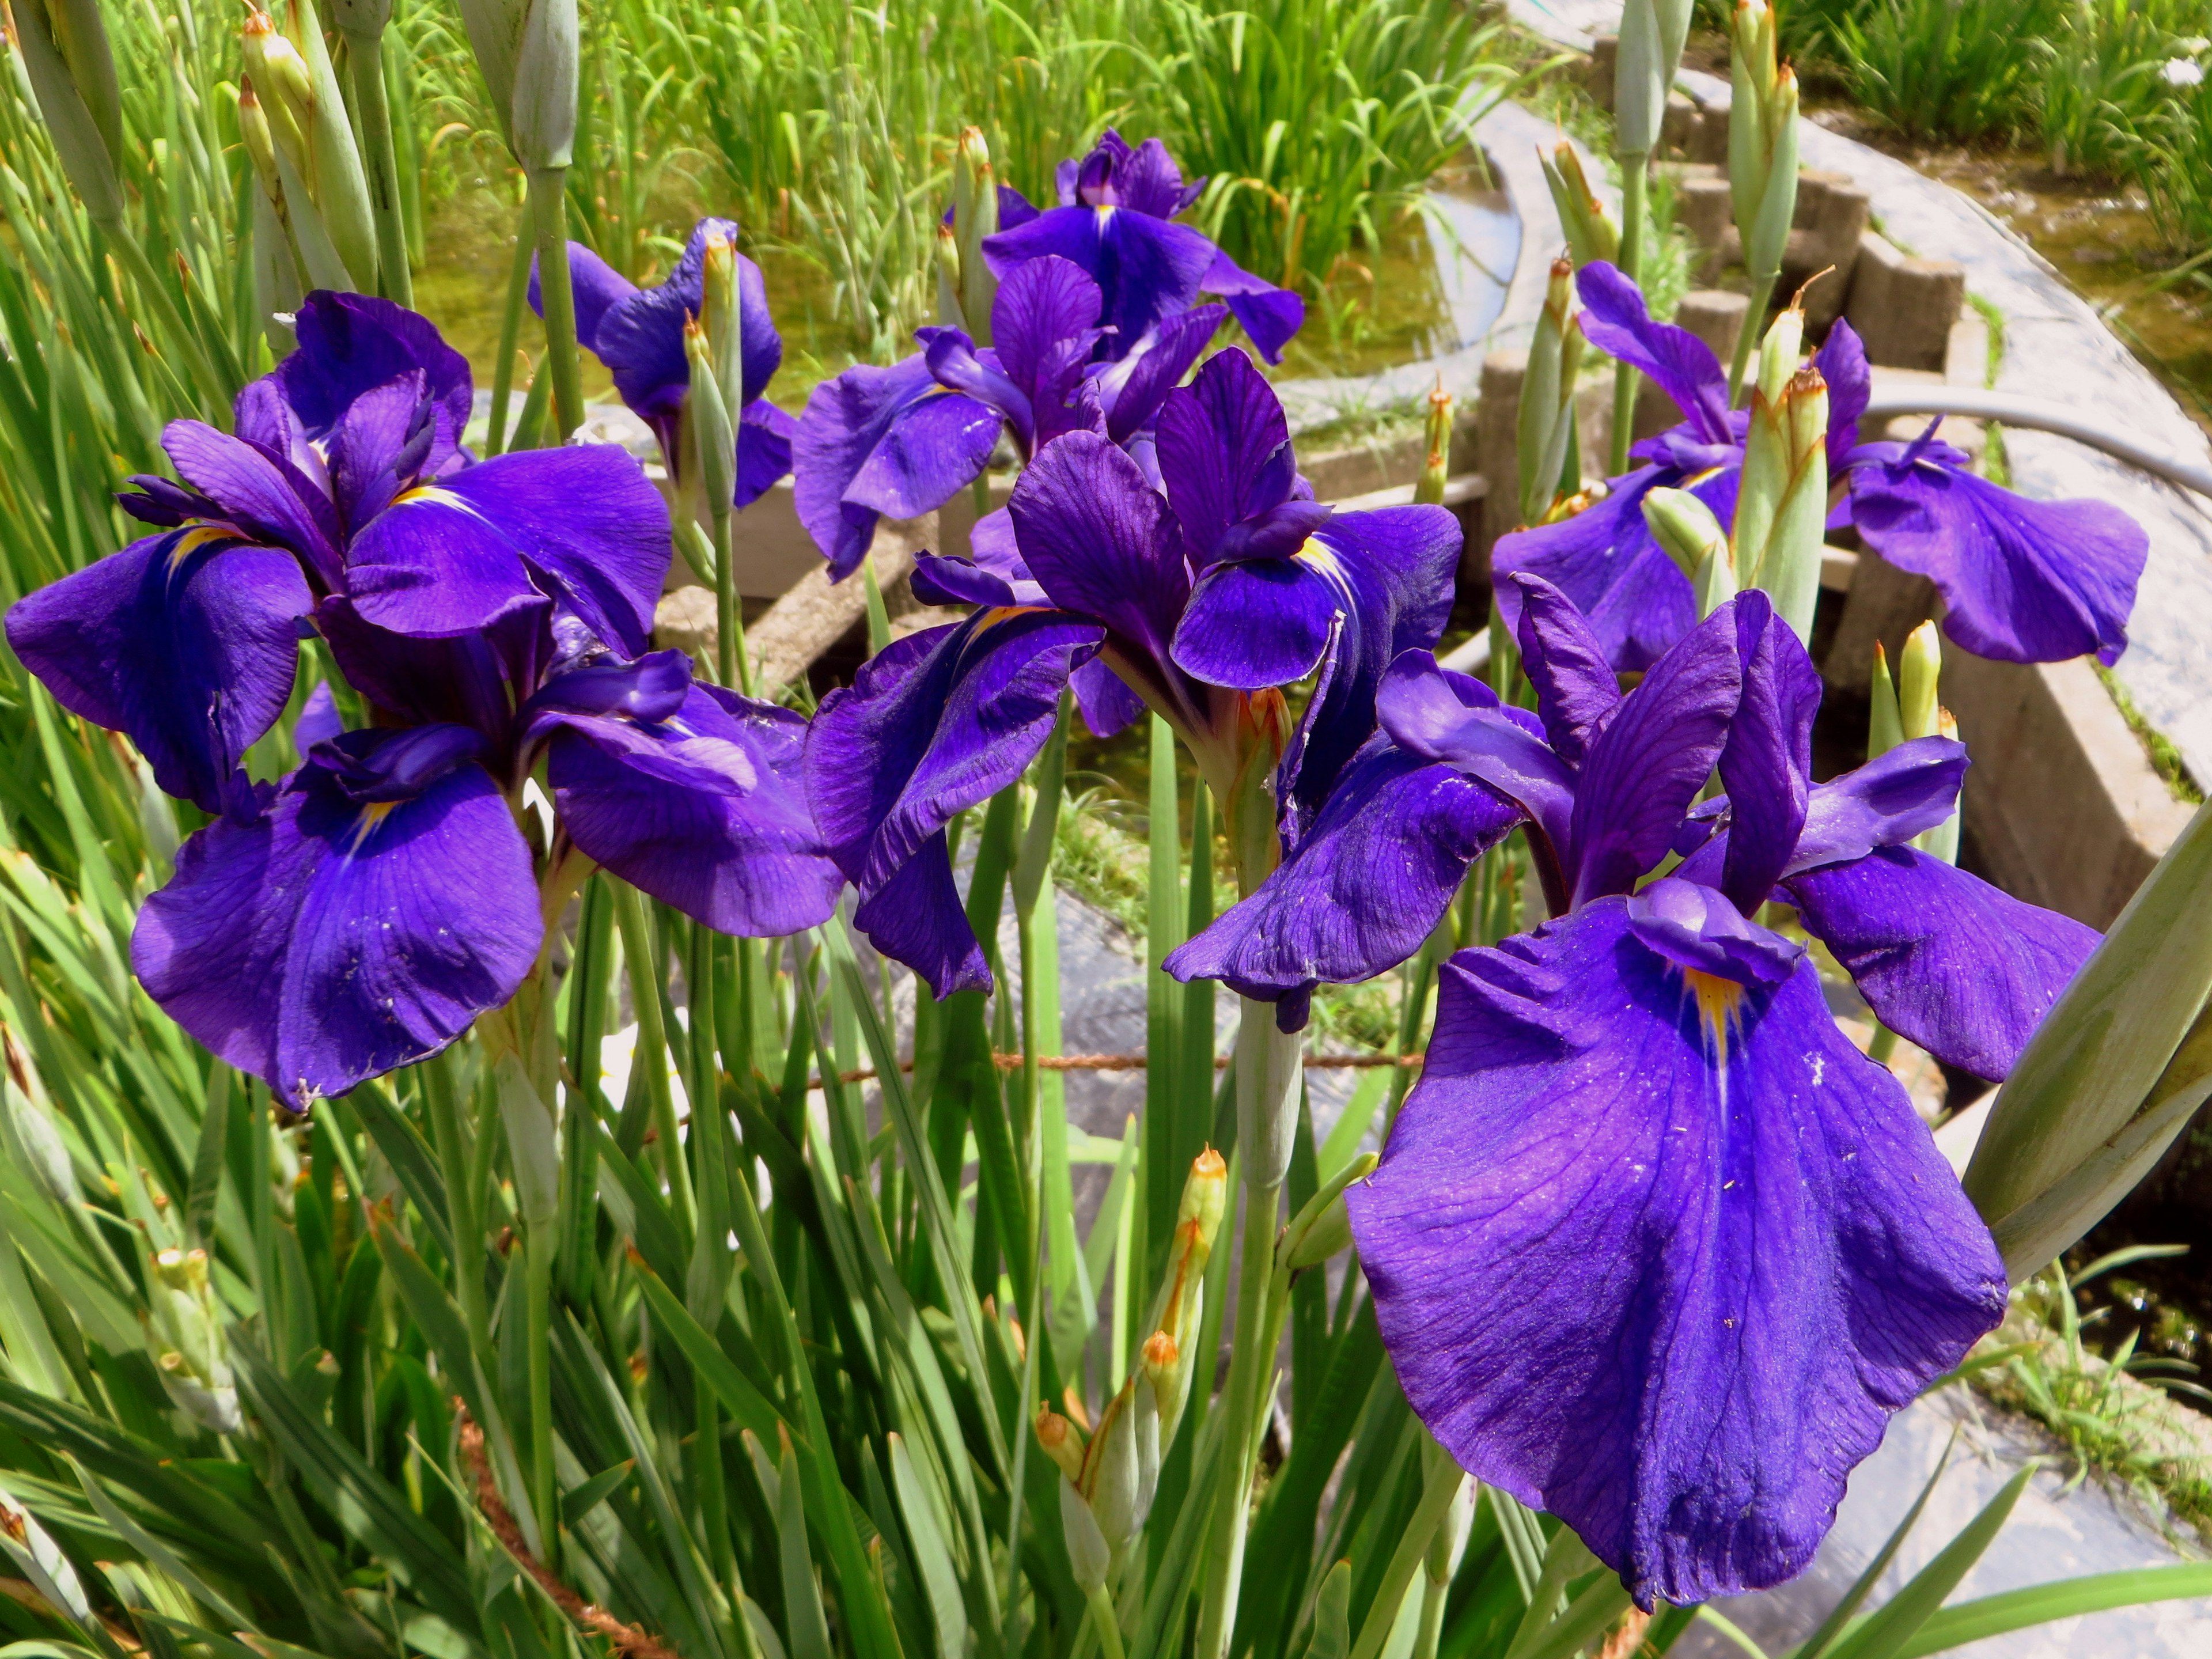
[1686,94,1729,165]
[1661,89,1696,154]
[1677,176,1733,273]
[1476,350,1527,571]
[1844,232,1966,370]
[1589,33,1616,110]
[1676,289,1748,369]
[1944,311,1990,388]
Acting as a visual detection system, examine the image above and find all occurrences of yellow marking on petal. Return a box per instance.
[971,604,1048,638]
[1292,536,1346,580]
[392,484,469,511]
[1684,465,1726,490]
[1682,968,1745,1064]
[168,525,236,569]
[350,800,399,853]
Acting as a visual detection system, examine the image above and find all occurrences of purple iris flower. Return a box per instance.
[1493,263,2146,671]
[5,290,669,816]
[5,295,840,1107]
[793,255,1226,579]
[986,130,1306,369]
[805,349,1459,998]
[532,217,799,510]
[1177,574,2102,1605]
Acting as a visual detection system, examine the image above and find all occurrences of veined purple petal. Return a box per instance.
[1714,597,1822,914]
[1508,572,1620,768]
[343,446,670,654]
[544,679,842,937]
[523,647,691,726]
[1173,558,1336,688]
[910,552,1041,609]
[310,722,488,800]
[1575,264,1731,445]
[1490,464,1714,673]
[527,240,639,357]
[1280,506,1463,821]
[5,531,310,813]
[316,595,547,745]
[844,390,1003,519]
[1155,349,1298,566]
[294,682,343,753]
[1785,846,2098,1081]
[1091,304,1225,446]
[1166,737,1521,1018]
[1788,737,1967,874]
[1846,459,2145,665]
[794,357,956,579]
[1625,875,1803,985]
[1072,656,1146,737]
[161,420,342,584]
[327,373,435,531]
[920,327,1032,439]
[807,609,1104,997]
[278,291,473,475]
[1199,248,1304,363]
[131,740,540,1107]
[735,399,797,510]
[1009,430,1191,684]
[578,220,784,422]
[991,255,1104,446]
[1074,132,1204,218]
[1351,901,2006,1608]
[983,205,1218,362]
[1568,597,1747,906]
[1815,319,1870,470]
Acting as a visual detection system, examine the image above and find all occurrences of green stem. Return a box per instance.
[1608,158,1650,476]
[488,196,535,456]
[425,1055,491,1359]
[1868,1022,1900,1067]
[342,26,412,306]
[612,882,694,1241]
[711,505,738,690]
[1727,271,1780,406]
[526,167,585,440]
[1087,1583,1129,1659]
[1193,1164,1285,1659]
[1414,1573,1449,1659]
[525,1226,556,1566]
[102,222,226,415]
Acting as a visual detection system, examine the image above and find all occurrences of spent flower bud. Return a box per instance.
[935,223,966,330]
[1060,1475,1111,1592]
[952,127,999,344]
[1641,485,1736,616]
[684,317,738,521]
[1035,1404,1088,1483]
[701,227,747,432]
[1518,259,1586,526]
[1540,144,1619,268]
[1177,1147,1228,1257]
[1417,380,1455,506]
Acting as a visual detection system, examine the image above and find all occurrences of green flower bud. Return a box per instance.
[1898,620,1942,741]
[1868,642,1904,762]
[1177,1147,1228,1256]
[1283,1192,1354,1270]
[1916,706,1963,866]
[1615,0,1693,160]
[685,317,738,521]
[510,0,577,173]
[1642,486,1736,618]
[1416,380,1455,506]
[953,127,999,344]
[701,225,746,434]
[1060,1474,1111,1592]
[936,223,966,331]
[1540,144,1619,269]
[1518,259,1585,527]
[1082,1379,1142,1549]
[1035,1404,1088,1484]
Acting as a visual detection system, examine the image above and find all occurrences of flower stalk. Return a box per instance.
[1726,0,1800,402]
[1607,0,1692,472]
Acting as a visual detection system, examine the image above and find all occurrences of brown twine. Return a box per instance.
[823,1050,1425,1088]
[456,1404,682,1659]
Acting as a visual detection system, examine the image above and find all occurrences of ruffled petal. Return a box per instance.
[1508,572,1620,768]
[793,357,953,579]
[543,679,842,937]
[1166,737,1520,1017]
[1846,459,2145,666]
[1009,430,1191,677]
[276,291,474,474]
[1155,349,1298,565]
[1624,874,1803,985]
[1815,319,1870,470]
[1713,596,1822,914]
[161,420,342,582]
[734,398,797,509]
[527,240,638,357]
[806,609,1103,996]
[1784,846,2099,1081]
[983,205,1218,362]
[131,740,541,1107]
[1092,304,1225,445]
[1350,901,2007,1607]
[1490,464,1714,673]
[1199,248,1305,363]
[844,388,1003,520]
[1072,657,1146,738]
[316,595,547,744]
[343,446,671,653]
[574,219,784,423]
[1788,736,1966,875]
[1172,558,1336,689]
[5,531,310,813]
[1567,597,1747,905]
[990,255,1103,437]
[1378,650,1574,866]
[1575,264,1731,445]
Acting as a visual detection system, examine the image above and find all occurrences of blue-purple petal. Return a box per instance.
[1071,657,1146,738]
[1784,846,2099,1081]
[1172,558,1337,689]
[343,445,670,654]
[1846,458,2145,666]
[1350,900,2006,1607]
[734,398,797,509]
[5,531,311,813]
[1092,304,1226,445]
[1714,596,1822,914]
[277,291,474,475]
[794,357,953,579]
[982,204,1219,362]
[1508,571,1620,768]
[1624,874,1803,985]
[161,419,342,584]
[131,743,541,1107]
[1155,349,1299,566]
[1575,264,1731,445]
[1815,319,1870,469]
[806,609,1104,997]
[1166,737,1521,1016]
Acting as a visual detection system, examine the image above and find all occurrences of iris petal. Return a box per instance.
[1575,264,1732,446]
[546,682,843,938]
[1349,900,2006,1608]
[1094,304,1226,445]
[1846,459,2145,665]
[1199,249,1304,363]
[5,531,310,813]
[983,204,1218,362]
[794,357,953,579]
[343,445,670,654]
[1785,846,2099,1081]
[1172,558,1336,689]
[1166,737,1521,1019]
[1714,597,1822,914]
[1508,572,1620,768]
[161,419,342,581]
[131,747,541,1107]
[277,291,474,474]
[807,609,1104,997]
[1156,349,1298,566]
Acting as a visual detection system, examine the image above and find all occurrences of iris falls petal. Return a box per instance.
[1350,900,2007,1608]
